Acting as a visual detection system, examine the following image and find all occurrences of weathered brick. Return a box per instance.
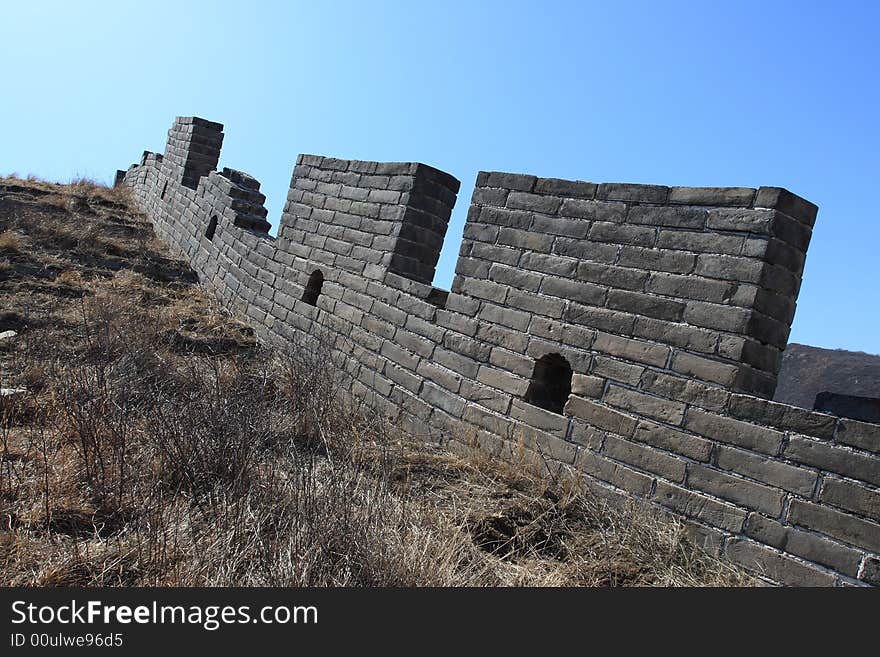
[591,356,645,386]
[653,481,747,533]
[596,182,668,203]
[589,221,657,247]
[627,205,707,229]
[645,272,736,304]
[604,385,686,425]
[607,289,685,322]
[577,261,648,291]
[533,177,597,199]
[476,365,529,396]
[728,395,837,439]
[784,436,880,486]
[617,246,696,274]
[510,399,570,437]
[571,373,605,398]
[754,186,818,227]
[575,449,654,496]
[566,303,636,335]
[511,423,578,464]
[559,198,625,222]
[788,500,880,553]
[631,316,717,354]
[634,420,713,462]
[820,478,880,522]
[541,276,607,306]
[725,538,837,586]
[564,396,637,437]
[640,370,729,411]
[685,409,785,455]
[836,418,880,455]
[478,302,531,332]
[603,435,687,482]
[592,332,670,367]
[743,513,862,576]
[420,381,466,417]
[716,446,817,497]
[668,186,756,207]
[671,351,739,388]
[506,191,562,214]
[686,464,786,517]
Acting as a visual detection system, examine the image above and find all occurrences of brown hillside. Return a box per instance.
[775,343,880,409]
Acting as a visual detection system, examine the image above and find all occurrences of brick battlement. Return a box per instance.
[117,116,879,586]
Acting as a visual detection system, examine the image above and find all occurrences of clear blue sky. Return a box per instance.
[1,1,878,354]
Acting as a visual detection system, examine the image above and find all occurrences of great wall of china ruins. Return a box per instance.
[116,116,880,586]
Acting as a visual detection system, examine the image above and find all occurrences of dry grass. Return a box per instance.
[0,177,754,586]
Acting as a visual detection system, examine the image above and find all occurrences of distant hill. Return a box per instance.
[774,343,880,409]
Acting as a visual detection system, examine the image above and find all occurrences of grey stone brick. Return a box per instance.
[725,538,837,586]
[559,198,626,222]
[604,384,686,425]
[820,478,880,523]
[617,246,696,274]
[653,481,747,533]
[589,221,657,247]
[541,276,607,306]
[477,302,531,332]
[571,373,605,398]
[476,365,529,396]
[784,437,880,486]
[627,205,708,229]
[685,408,785,455]
[592,332,669,367]
[577,261,648,291]
[596,182,668,203]
[631,316,717,354]
[575,449,655,496]
[640,370,729,411]
[563,395,637,438]
[554,237,620,263]
[633,420,713,462]
[509,399,570,437]
[788,500,880,553]
[591,356,645,386]
[607,289,685,322]
[646,272,736,304]
[603,434,687,483]
[483,171,536,192]
[667,186,756,207]
[754,186,819,227]
[533,177,597,199]
[687,463,786,517]
[506,191,562,214]
[836,418,880,455]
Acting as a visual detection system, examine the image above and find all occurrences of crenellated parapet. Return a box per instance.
[117,116,880,587]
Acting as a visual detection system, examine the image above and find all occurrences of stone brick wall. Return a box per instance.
[118,116,880,586]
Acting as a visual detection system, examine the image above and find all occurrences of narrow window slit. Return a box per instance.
[205,215,218,240]
[524,353,572,415]
[302,270,324,306]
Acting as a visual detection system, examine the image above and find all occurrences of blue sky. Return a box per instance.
[1,1,878,354]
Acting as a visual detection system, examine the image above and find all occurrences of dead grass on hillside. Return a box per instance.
[0,177,754,586]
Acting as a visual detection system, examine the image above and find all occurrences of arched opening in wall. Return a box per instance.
[205,215,218,241]
[301,270,324,306]
[524,353,572,415]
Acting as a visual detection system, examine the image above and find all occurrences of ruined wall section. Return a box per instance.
[118,116,880,587]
